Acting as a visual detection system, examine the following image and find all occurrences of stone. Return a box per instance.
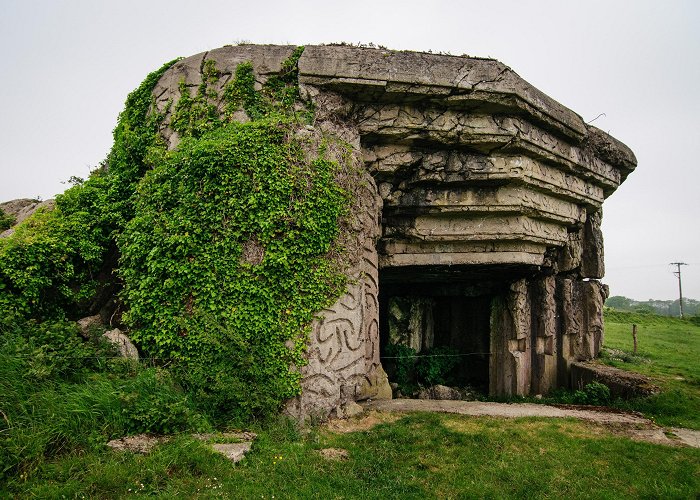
[152,44,636,414]
[77,314,103,339]
[0,199,55,238]
[490,279,531,397]
[570,361,659,398]
[338,401,363,418]
[581,210,605,278]
[417,385,462,400]
[192,431,257,463]
[318,448,349,460]
[103,328,139,360]
[107,434,167,454]
[192,431,258,442]
[211,442,252,463]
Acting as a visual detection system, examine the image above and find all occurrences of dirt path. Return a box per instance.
[361,399,700,448]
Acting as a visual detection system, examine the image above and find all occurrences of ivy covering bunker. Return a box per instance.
[0,46,360,422]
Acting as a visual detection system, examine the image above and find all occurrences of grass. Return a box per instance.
[2,310,699,497]
[602,309,700,429]
[2,413,699,499]
[0,325,213,482]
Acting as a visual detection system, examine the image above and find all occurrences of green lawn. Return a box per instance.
[3,413,699,499]
[603,310,700,429]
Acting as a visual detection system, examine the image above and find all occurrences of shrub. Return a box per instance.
[0,47,348,426]
[573,382,611,405]
[0,208,14,231]
[0,320,210,479]
[120,368,209,434]
[384,344,461,391]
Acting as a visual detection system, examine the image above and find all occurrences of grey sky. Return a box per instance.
[1,0,698,300]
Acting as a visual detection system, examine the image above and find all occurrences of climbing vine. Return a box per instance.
[0,46,351,421]
[0,60,178,324]
[117,46,351,420]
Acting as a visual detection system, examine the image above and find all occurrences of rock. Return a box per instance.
[211,442,253,463]
[339,401,364,418]
[318,448,349,461]
[571,361,660,398]
[0,199,55,235]
[103,328,139,360]
[77,314,103,339]
[581,210,605,278]
[0,199,56,238]
[417,385,462,400]
[670,428,700,449]
[108,431,258,462]
[153,44,637,414]
[192,431,257,442]
[107,434,167,454]
[192,431,257,463]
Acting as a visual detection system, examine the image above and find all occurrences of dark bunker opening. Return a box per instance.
[378,265,523,394]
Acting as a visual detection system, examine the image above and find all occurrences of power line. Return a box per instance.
[670,262,688,318]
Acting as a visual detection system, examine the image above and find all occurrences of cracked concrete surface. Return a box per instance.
[363,399,700,448]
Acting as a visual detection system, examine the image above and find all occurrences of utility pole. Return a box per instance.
[670,262,688,318]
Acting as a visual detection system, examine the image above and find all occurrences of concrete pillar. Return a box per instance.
[490,279,531,397]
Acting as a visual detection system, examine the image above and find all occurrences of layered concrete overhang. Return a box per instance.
[155,46,636,275]
[295,45,636,271]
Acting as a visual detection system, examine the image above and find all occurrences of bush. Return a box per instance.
[573,382,611,405]
[1,318,114,382]
[384,344,461,391]
[0,208,14,231]
[120,368,209,434]
[0,320,210,479]
[0,47,347,429]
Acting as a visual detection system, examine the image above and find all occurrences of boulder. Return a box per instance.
[0,199,55,238]
[103,328,139,360]
[417,385,462,400]
[338,401,364,418]
[77,314,103,339]
[107,434,167,454]
[211,442,253,463]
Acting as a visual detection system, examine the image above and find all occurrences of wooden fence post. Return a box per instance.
[632,324,638,355]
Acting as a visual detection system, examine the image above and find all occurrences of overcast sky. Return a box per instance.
[1,0,698,301]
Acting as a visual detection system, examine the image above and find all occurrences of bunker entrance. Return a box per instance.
[379,267,501,395]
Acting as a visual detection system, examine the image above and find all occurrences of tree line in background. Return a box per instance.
[606,295,700,317]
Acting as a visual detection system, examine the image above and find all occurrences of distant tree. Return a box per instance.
[633,304,656,315]
[606,296,633,310]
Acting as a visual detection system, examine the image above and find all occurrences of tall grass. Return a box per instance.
[0,320,210,479]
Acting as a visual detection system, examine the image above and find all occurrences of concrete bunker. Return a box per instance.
[151,44,637,418]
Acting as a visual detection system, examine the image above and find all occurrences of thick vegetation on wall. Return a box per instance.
[121,122,348,419]
[0,46,352,476]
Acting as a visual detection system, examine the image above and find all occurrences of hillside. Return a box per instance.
[602,309,700,428]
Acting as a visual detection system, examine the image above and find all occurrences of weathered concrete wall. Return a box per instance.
[152,44,636,413]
